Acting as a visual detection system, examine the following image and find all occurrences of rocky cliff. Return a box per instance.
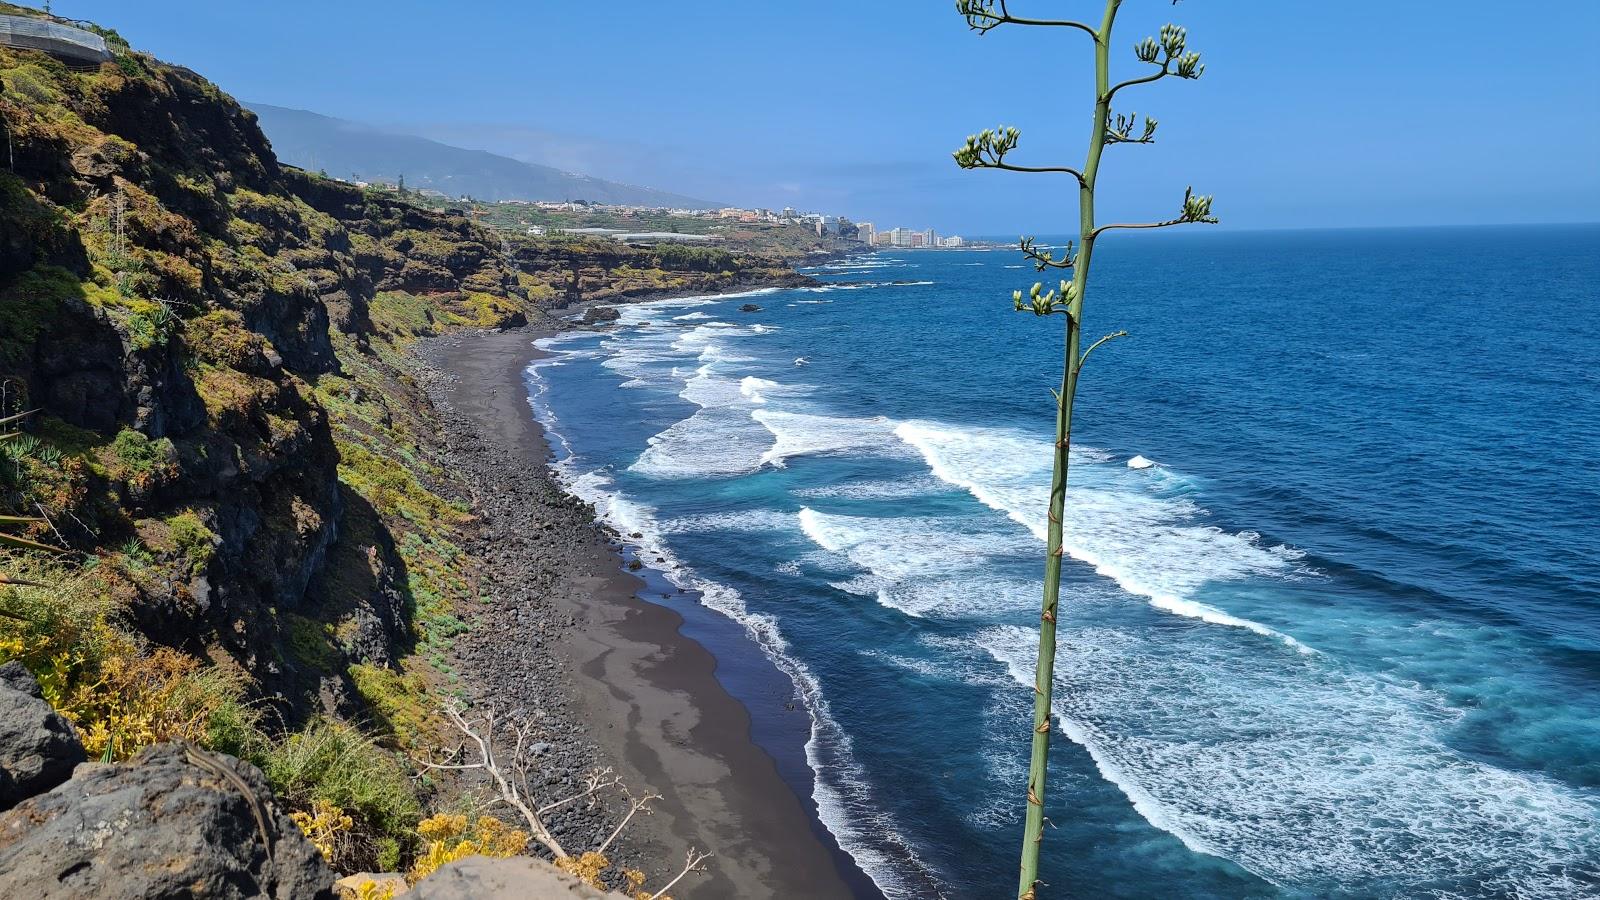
[0,2,807,881]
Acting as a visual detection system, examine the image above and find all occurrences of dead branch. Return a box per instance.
[417,701,709,896]
[647,848,713,900]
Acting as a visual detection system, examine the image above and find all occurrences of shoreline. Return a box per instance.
[416,300,881,898]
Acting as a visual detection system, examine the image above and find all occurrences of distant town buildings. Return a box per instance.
[864,225,963,249]
[342,177,965,250]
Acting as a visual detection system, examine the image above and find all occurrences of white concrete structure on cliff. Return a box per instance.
[0,15,111,64]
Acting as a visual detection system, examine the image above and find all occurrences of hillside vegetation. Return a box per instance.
[0,2,803,874]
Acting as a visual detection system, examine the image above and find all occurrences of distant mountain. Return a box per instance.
[246,103,720,209]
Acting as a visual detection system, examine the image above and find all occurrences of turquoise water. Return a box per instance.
[526,225,1600,899]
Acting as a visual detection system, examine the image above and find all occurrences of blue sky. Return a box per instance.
[55,1,1600,233]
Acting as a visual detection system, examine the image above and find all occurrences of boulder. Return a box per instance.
[0,661,86,810]
[580,306,621,324]
[738,303,762,312]
[407,856,623,899]
[0,742,334,899]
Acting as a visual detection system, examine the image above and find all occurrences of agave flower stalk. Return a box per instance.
[953,2,1218,896]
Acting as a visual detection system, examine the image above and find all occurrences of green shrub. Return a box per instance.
[349,662,438,750]
[122,299,176,351]
[103,427,177,491]
[253,718,424,870]
[166,511,216,576]
[281,612,338,670]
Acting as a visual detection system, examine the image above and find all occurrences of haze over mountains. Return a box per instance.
[246,103,720,209]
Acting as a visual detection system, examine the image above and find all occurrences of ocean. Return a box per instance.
[524,224,1600,899]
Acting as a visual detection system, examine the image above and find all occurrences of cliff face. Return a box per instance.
[0,19,798,709]
[2,41,497,683]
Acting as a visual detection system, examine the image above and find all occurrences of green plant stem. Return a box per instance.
[1017,2,1119,897]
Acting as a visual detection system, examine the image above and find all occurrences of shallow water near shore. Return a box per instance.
[525,225,1600,899]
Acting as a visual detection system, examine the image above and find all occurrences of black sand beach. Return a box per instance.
[417,325,876,899]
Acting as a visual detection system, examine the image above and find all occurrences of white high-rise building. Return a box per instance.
[857,222,875,245]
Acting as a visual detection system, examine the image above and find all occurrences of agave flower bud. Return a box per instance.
[1179,186,1216,222]
[1030,282,1043,299]
[1160,24,1186,57]
[1175,51,1204,79]
[1135,36,1160,63]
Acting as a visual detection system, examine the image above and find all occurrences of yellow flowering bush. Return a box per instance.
[290,798,354,864]
[64,644,243,760]
[408,813,529,882]
[555,851,611,889]
[553,853,663,899]
[0,560,246,760]
[349,880,397,900]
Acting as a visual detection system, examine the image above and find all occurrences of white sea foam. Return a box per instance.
[659,509,797,534]
[793,474,951,501]
[893,421,1312,651]
[800,280,935,293]
[797,508,1036,617]
[631,408,773,477]
[752,410,909,468]
[738,376,780,404]
[623,316,814,477]
[976,625,1600,897]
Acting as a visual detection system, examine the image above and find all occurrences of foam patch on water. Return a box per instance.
[621,318,813,478]
[752,410,910,468]
[793,474,952,501]
[631,408,775,477]
[894,420,1312,652]
[661,509,797,534]
[800,280,935,293]
[976,625,1600,897]
[798,508,1037,617]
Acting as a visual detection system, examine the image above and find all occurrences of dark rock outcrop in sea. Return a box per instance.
[581,305,621,324]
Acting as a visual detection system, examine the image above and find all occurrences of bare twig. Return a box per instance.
[33,502,68,547]
[418,701,703,893]
[647,849,713,900]
[419,704,568,857]
[596,791,661,856]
